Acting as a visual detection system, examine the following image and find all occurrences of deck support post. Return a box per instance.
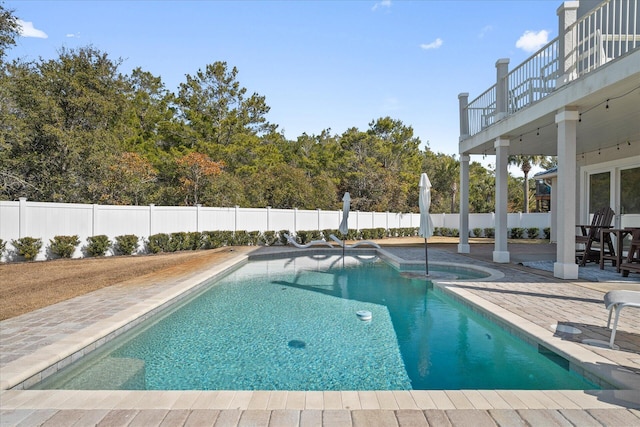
[554,108,580,279]
[458,154,470,253]
[493,138,510,263]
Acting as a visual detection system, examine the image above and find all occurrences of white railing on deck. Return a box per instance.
[466,84,496,136]
[507,40,559,114]
[463,0,639,138]
[570,0,639,77]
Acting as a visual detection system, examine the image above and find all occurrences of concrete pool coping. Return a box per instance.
[1,245,639,426]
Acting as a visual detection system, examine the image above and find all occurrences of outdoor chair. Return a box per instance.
[620,228,640,277]
[328,234,381,249]
[603,290,640,348]
[283,233,333,249]
[575,206,615,266]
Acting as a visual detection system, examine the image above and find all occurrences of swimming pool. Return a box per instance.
[33,255,598,391]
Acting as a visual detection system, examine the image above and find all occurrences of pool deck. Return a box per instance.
[1,242,639,426]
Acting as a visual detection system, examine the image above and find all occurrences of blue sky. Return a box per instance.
[7,0,559,167]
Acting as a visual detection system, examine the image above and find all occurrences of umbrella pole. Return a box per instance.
[424,238,429,276]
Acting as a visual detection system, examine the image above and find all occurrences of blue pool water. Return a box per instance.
[34,255,598,391]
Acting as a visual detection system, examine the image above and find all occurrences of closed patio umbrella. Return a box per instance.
[339,192,350,258]
[419,173,434,275]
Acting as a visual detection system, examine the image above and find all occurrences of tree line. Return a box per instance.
[0,5,549,214]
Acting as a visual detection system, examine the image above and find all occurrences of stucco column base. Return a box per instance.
[458,243,470,253]
[493,251,510,263]
[554,262,579,280]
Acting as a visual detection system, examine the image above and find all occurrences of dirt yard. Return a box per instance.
[0,249,238,321]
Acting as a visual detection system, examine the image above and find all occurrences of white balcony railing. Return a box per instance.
[466,84,496,136]
[570,0,639,77]
[462,0,639,138]
[507,40,559,114]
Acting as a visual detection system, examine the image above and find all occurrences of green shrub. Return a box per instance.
[509,228,524,239]
[432,227,442,236]
[86,235,111,257]
[278,230,291,245]
[114,234,139,255]
[202,230,228,249]
[360,228,374,240]
[183,232,200,250]
[261,231,278,246]
[49,235,80,258]
[12,237,42,261]
[472,228,483,238]
[346,229,359,240]
[484,228,495,238]
[147,233,170,253]
[322,229,338,240]
[375,228,386,239]
[0,238,5,257]
[544,227,551,240]
[233,230,250,246]
[168,232,187,251]
[247,231,261,245]
[296,230,311,244]
[526,227,540,239]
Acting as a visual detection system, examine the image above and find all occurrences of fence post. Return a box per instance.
[266,206,271,231]
[196,204,202,232]
[149,204,155,237]
[317,209,321,231]
[294,208,298,233]
[18,197,27,238]
[92,204,99,236]
[234,205,239,233]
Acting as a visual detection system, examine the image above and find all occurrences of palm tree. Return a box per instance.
[508,155,546,213]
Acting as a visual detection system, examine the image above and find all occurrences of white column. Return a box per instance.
[550,177,558,242]
[493,138,510,263]
[458,93,469,139]
[557,1,579,86]
[458,154,470,253]
[554,108,580,279]
[495,59,510,121]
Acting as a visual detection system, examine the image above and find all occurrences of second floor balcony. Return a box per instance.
[460,0,639,140]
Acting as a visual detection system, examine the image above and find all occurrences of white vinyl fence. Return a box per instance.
[0,198,550,261]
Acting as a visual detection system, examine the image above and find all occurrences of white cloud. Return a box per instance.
[66,33,80,38]
[515,30,549,53]
[420,38,443,50]
[372,0,391,11]
[17,19,48,39]
[478,25,493,38]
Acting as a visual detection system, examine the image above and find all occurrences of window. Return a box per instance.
[620,167,640,214]
[589,172,610,214]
